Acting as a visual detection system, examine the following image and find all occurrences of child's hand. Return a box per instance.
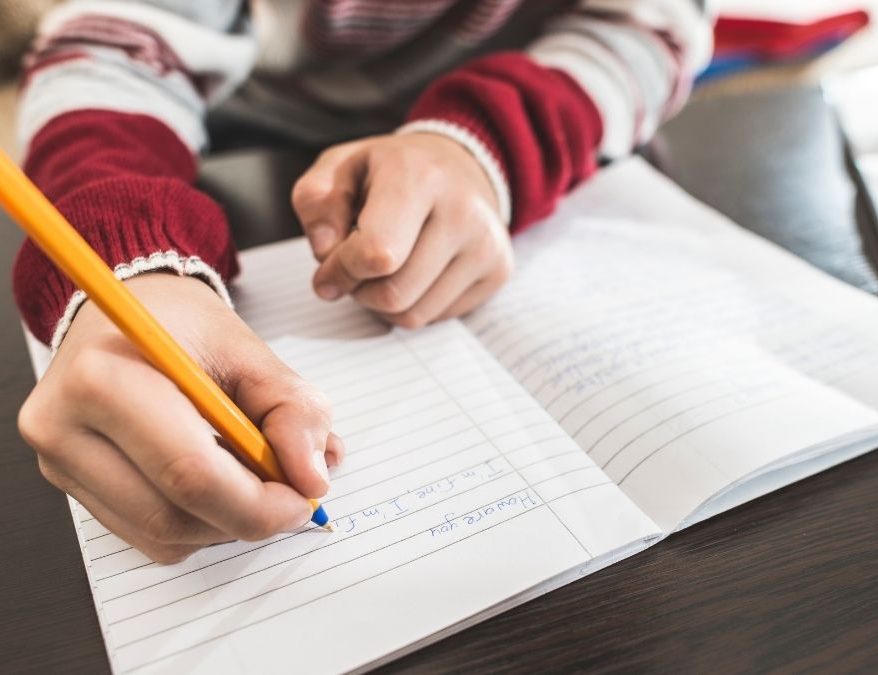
[18,274,343,563]
[293,133,513,328]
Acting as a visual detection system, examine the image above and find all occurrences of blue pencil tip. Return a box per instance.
[311,504,330,527]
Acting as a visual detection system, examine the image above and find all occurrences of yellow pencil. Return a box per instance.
[0,148,332,530]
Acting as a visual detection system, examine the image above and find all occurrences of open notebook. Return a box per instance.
[24,158,878,674]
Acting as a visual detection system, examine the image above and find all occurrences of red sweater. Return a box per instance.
[13,0,712,346]
[14,52,602,345]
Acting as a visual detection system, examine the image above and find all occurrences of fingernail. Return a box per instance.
[316,284,340,300]
[312,450,330,483]
[327,434,345,468]
[309,225,336,257]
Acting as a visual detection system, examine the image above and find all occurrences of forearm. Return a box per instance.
[13,0,257,347]
[401,0,713,232]
[14,110,238,348]
[528,0,714,158]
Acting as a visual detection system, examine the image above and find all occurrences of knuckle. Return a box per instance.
[395,309,427,331]
[307,387,333,420]
[366,143,392,164]
[238,511,280,542]
[472,229,512,272]
[292,176,331,210]
[417,158,444,186]
[358,242,400,277]
[317,142,352,165]
[18,393,56,451]
[461,198,488,226]
[472,230,500,267]
[63,347,115,400]
[37,456,68,490]
[294,384,334,429]
[495,245,514,283]
[141,505,187,545]
[158,453,214,510]
[372,278,410,314]
[391,146,441,186]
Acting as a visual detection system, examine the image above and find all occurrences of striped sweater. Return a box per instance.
[13,0,714,348]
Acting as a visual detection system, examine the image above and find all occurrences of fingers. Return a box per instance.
[378,231,512,329]
[229,351,335,499]
[352,214,460,315]
[312,158,434,299]
[57,473,202,565]
[436,273,509,321]
[292,142,364,260]
[74,351,314,542]
[325,432,345,469]
[35,437,219,564]
[45,429,228,547]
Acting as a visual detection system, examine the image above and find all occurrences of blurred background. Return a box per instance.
[0,0,876,159]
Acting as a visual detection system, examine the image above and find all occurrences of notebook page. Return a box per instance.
[465,158,878,533]
[24,240,659,674]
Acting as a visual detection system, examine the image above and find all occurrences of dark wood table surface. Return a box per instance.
[2,85,877,673]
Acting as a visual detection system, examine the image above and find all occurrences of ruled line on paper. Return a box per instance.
[517,449,587,472]
[101,452,513,604]
[97,561,155,583]
[61,237,666,674]
[338,412,464,459]
[86,372,574,573]
[91,330,640,672]
[106,462,519,617]
[616,392,795,484]
[110,480,580,667]
[555,359,709,427]
[86,324,628,664]
[52,161,878,674]
[97,329,599,595]
[115,488,541,647]
[118,495,562,674]
[115,477,617,671]
[461,198,878,531]
[597,381,783,471]
[396,332,597,559]
[532,345,873,486]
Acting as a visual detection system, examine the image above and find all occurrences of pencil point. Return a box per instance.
[323,523,335,532]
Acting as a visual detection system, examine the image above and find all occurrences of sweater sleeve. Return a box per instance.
[12,0,258,348]
[400,0,714,233]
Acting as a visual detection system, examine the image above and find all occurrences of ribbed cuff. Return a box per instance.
[49,251,233,352]
[404,52,604,233]
[13,109,240,346]
[14,176,239,345]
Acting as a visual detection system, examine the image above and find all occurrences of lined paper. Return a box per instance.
[46,237,659,674]
[466,159,878,530]
[21,157,878,673]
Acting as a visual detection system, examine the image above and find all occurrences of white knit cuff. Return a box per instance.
[49,250,233,353]
[396,119,512,226]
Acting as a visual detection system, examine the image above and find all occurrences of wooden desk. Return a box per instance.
[2,85,877,673]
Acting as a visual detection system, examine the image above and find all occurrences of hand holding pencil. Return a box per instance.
[1,150,342,563]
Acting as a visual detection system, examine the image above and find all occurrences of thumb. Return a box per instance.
[292,141,365,261]
[216,338,336,499]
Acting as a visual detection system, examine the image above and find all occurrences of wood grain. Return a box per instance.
[0,224,110,674]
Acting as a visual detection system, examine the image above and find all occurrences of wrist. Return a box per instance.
[396,119,512,227]
[54,253,233,354]
[65,272,234,352]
